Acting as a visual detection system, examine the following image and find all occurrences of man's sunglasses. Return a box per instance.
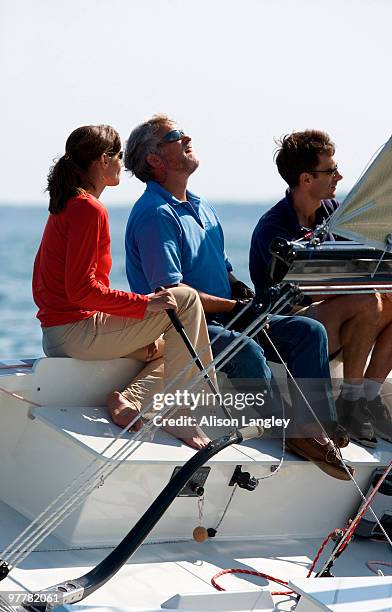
[307,165,339,176]
[159,129,185,144]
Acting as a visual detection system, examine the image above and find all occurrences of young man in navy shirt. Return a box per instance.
[250,129,392,447]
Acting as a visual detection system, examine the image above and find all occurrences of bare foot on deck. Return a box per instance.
[181,433,211,450]
[163,423,211,450]
[107,391,143,432]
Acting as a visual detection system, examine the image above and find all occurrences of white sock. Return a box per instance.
[364,379,383,401]
[341,382,364,401]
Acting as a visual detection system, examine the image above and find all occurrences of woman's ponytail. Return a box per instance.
[47,155,84,214]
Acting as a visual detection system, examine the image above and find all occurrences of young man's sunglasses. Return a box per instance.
[307,165,339,176]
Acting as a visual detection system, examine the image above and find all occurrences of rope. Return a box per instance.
[213,485,238,533]
[210,528,341,597]
[337,461,392,553]
[0,595,14,612]
[371,247,389,279]
[259,327,332,440]
[210,521,379,597]
[306,530,344,576]
[314,461,392,578]
[211,567,296,597]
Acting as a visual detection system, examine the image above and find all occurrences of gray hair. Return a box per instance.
[124,114,173,182]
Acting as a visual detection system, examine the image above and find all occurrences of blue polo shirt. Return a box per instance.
[249,191,339,292]
[125,181,232,298]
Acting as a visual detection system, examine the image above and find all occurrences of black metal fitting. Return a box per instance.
[0,560,9,581]
[229,465,258,491]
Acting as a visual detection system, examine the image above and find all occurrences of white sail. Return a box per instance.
[328,135,392,250]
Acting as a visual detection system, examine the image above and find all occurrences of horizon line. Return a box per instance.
[0,192,347,208]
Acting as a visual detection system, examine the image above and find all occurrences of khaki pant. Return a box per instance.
[122,357,165,419]
[42,286,215,399]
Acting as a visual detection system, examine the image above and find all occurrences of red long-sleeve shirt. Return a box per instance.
[32,193,148,327]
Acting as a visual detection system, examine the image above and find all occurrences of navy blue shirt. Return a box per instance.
[125,181,232,298]
[249,191,339,292]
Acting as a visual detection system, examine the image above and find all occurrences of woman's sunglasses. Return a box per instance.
[107,150,123,160]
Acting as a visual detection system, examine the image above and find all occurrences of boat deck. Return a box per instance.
[0,358,391,610]
[1,498,390,611]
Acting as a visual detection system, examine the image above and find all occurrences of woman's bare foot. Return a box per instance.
[163,423,211,450]
[180,434,211,450]
[107,391,143,432]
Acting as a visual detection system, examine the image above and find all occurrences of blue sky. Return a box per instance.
[1,0,391,205]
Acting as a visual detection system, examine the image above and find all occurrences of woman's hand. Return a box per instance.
[146,336,165,361]
[145,289,178,314]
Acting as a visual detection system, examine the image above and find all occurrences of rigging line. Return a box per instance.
[2,301,256,560]
[6,404,198,568]
[163,292,290,390]
[211,292,297,372]
[7,299,289,569]
[211,306,288,470]
[4,293,293,567]
[4,299,286,568]
[214,484,238,531]
[5,293,296,569]
[167,298,255,368]
[317,462,392,577]
[371,247,388,279]
[2,343,220,565]
[205,290,302,471]
[9,384,258,570]
[339,463,392,550]
[255,402,286,481]
[181,293,289,370]
[0,595,14,612]
[260,324,339,441]
[321,201,333,226]
[5,356,222,568]
[176,293,291,466]
[260,327,392,546]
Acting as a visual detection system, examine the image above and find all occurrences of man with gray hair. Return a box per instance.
[121,114,353,481]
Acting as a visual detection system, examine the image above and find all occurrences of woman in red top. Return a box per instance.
[33,125,213,448]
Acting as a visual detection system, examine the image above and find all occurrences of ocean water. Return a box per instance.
[0,203,270,359]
